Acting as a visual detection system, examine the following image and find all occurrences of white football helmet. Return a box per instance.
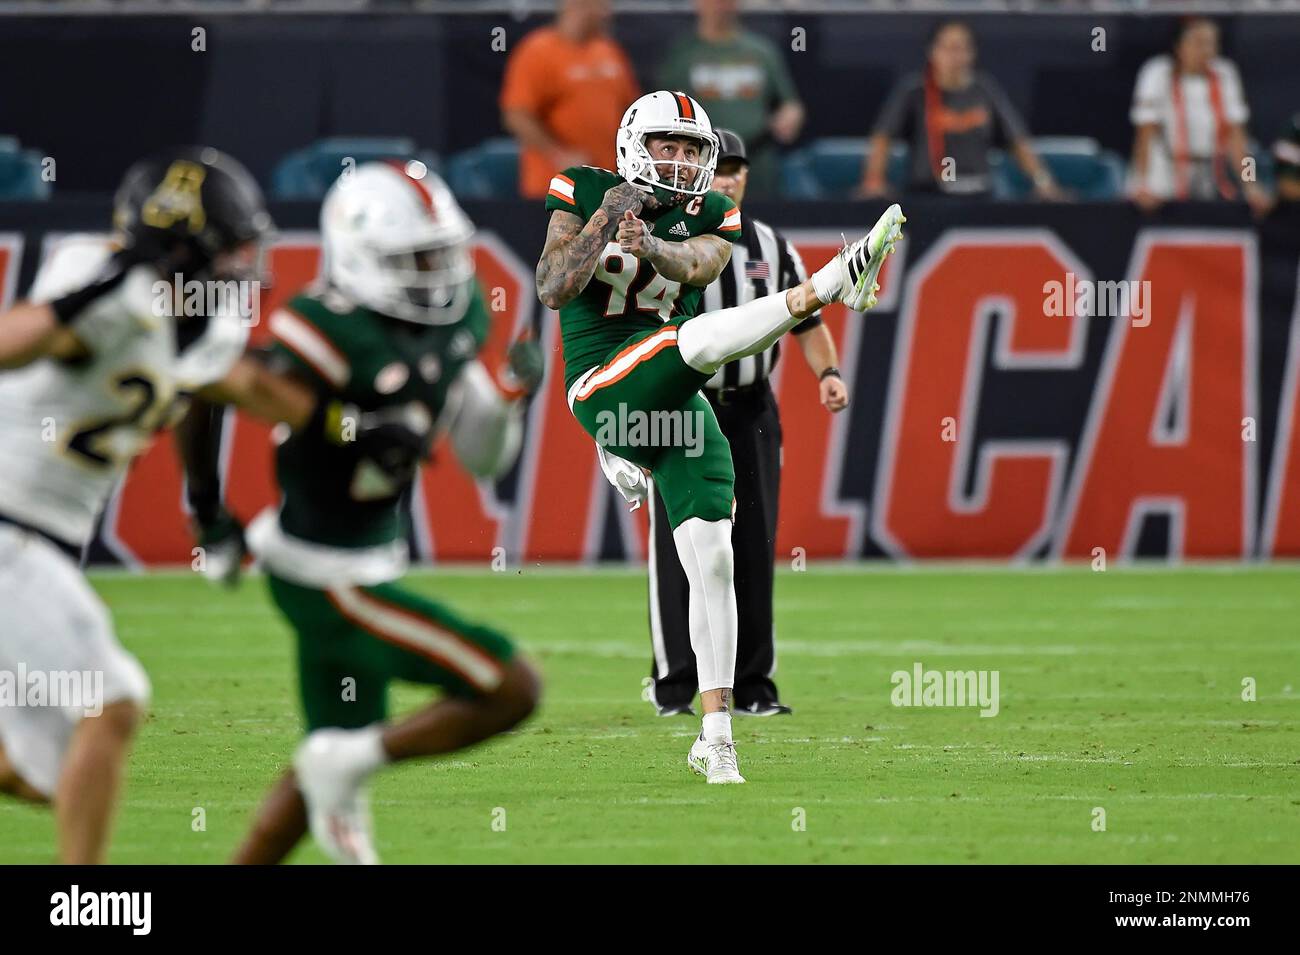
[321,160,475,325]
[615,90,719,202]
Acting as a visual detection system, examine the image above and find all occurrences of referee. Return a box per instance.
[646,128,849,718]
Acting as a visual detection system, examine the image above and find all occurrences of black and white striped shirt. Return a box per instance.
[702,214,822,390]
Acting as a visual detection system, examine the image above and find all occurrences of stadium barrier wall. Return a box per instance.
[1,197,1298,565]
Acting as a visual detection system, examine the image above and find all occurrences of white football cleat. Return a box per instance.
[293,730,381,865]
[829,203,906,311]
[688,735,746,784]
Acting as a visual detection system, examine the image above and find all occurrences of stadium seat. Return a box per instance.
[270,137,441,200]
[991,136,1125,200]
[781,139,907,199]
[445,138,520,199]
[0,136,52,200]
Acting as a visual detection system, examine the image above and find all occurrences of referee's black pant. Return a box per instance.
[648,381,782,709]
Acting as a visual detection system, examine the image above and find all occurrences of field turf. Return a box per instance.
[1,565,1296,864]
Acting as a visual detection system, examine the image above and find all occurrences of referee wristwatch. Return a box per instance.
[819,366,842,382]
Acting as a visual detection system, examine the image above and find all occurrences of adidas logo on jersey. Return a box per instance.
[668,221,691,238]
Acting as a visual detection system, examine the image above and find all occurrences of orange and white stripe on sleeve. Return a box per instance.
[547,173,577,206]
[718,207,742,233]
[269,308,351,388]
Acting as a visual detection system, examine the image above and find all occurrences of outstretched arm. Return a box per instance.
[535,182,648,310]
[0,302,88,369]
[617,212,733,286]
[197,353,317,429]
[178,355,319,584]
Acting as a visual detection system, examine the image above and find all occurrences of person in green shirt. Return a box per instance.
[657,0,805,198]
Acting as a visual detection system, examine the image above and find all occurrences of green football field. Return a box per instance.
[1,564,1297,864]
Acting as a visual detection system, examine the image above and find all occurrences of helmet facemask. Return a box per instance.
[321,161,478,327]
[375,233,475,326]
[625,130,718,206]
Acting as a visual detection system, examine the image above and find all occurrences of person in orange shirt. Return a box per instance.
[501,0,639,198]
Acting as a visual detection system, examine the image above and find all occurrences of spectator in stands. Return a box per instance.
[1129,16,1268,215]
[858,20,1061,200]
[657,0,804,198]
[1271,114,1300,204]
[500,0,639,199]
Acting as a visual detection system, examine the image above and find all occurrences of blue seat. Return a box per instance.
[781,139,906,199]
[271,137,441,200]
[992,137,1125,200]
[445,138,520,199]
[0,136,52,200]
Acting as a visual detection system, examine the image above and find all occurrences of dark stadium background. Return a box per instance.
[0,12,1296,192]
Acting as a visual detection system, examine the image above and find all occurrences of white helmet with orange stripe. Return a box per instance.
[321,159,475,325]
[615,90,719,205]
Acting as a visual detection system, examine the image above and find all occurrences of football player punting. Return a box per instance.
[535,90,903,784]
[179,161,543,864]
[0,147,272,862]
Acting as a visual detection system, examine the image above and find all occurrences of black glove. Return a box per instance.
[502,338,545,397]
[322,398,435,486]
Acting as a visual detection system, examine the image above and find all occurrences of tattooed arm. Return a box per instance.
[616,211,733,287]
[535,181,648,310]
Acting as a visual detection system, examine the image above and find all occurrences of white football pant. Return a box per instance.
[0,524,150,796]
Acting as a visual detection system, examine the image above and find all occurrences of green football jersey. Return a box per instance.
[267,283,490,549]
[544,165,741,390]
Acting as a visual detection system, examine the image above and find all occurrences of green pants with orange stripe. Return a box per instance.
[569,321,735,528]
[266,574,516,732]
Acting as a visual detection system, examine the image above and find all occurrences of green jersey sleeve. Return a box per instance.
[544,165,625,222]
[267,294,354,391]
[702,191,742,243]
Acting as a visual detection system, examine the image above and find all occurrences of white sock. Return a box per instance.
[334,724,389,778]
[670,517,737,695]
[702,711,732,745]
[811,254,845,304]
[676,290,797,374]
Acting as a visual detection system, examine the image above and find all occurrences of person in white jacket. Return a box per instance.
[1129,16,1269,215]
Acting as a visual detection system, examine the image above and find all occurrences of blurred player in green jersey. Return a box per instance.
[180,161,543,863]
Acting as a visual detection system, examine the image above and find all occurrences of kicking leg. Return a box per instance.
[677,203,905,374]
